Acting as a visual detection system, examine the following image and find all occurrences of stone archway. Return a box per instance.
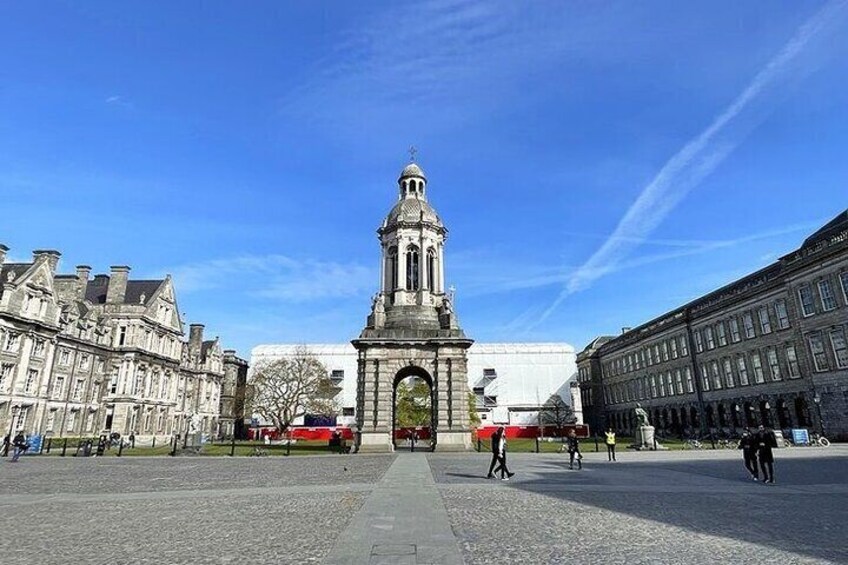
[392,366,435,451]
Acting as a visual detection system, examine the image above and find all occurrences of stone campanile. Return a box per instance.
[352,161,473,452]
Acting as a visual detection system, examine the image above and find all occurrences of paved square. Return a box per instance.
[1,448,846,564]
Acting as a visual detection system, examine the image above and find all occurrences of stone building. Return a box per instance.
[0,245,240,442]
[221,350,249,439]
[577,210,848,440]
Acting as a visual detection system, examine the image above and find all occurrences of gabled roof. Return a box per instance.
[84,278,163,305]
[1,263,34,284]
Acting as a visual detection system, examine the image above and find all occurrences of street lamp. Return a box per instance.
[813,393,824,436]
[5,405,20,457]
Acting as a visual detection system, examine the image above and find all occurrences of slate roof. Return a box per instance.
[84,277,163,305]
[802,209,848,248]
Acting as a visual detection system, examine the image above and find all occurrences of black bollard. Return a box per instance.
[286,437,291,457]
[595,434,599,452]
[61,438,68,457]
[535,437,540,453]
[117,440,124,457]
[46,438,52,454]
[152,437,156,449]
[230,435,236,457]
[477,438,482,452]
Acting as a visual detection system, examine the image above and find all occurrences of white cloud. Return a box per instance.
[533,1,848,327]
[160,254,377,303]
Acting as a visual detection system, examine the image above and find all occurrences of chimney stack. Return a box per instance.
[189,324,205,354]
[32,249,62,273]
[106,266,131,304]
[0,244,8,265]
[76,265,91,300]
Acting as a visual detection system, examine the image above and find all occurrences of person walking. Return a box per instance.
[738,428,759,481]
[756,425,777,484]
[486,426,514,480]
[566,429,582,470]
[1,434,9,457]
[10,431,27,462]
[605,428,617,462]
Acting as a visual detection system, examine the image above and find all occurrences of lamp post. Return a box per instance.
[813,393,824,436]
[5,405,20,457]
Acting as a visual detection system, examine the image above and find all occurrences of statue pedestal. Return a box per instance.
[636,426,655,450]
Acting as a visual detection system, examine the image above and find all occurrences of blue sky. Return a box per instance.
[2,1,848,357]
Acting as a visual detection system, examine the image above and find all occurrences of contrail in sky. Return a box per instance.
[533,0,848,328]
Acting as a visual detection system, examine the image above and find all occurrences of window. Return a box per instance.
[96,358,105,373]
[680,336,688,356]
[79,354,90,371]
[808,333,829,372]
[650,376,657,398]
[694,330,704,352]
[736,356,749,386]
[16,407,29,431]
[716,323,727,346]
[705,327,715,350]
[710,360,722,390]
[830,328,848,369]
[109,373,118,394]
[59,349,70,365]
[669,339,678,359]
[653,344,661,364]
[52,376,65,400]
[4,332,20,352]
[742,313,756,339]
[86,413,96,432]
[798,285,815,317]
[661,342,669,361]
[722,358,735,388]
[426,249,436,290]
[786,345,800,378]
[818,280,837,311]
[658,373,666,397]
[0,363,14,389]
[674,369,684,395]
[118,326,127,346]
[73,380,85,401]
[342,407,355,417]
[387,247,398,290]
[45,410,56,432]
[684,367,694,393]
[758,306,772,334]
[405,245,420,291]
[751,352,765,384]
[135,373,144,396]
[66,410,77,432]
[25,369,38,394]
[666,372,675,396]
[840,272,848,303]
[766,348,781,381]
[700,364,710,391]
[774,300,790,329]
[32,339,46,358]
[729,318,741,342]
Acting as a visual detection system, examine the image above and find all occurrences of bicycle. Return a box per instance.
[808,432,830,447]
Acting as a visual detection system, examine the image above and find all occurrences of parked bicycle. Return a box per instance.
[683,438,703,450]
[808,432,830,447]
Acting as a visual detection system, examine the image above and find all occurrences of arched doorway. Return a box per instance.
[744,402,756,427]
[759,400,773,427]
[392,367,435,451]
[717,404,728,429]
[776,398,791,429]
[795,397,810,427]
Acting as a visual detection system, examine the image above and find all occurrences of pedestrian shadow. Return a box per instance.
[445,472,489,480]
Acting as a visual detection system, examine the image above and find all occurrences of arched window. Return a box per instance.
[426,248,436,290]
[406,245,419,290]
[387,247,398,290]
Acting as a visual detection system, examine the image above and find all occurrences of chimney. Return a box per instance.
[106,266,131,304]
[621,327,632,334]
[189,324,205,354]
[0,244,8,265]
[32,249,62,273]
[76,265,91,299]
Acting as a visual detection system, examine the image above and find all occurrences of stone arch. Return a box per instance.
[392,365,435,451]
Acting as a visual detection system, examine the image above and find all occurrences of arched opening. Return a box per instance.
[744,402,756,427]
[426,248,436,291]
[392,367,434,451]
[705,405,715,429]
[387,247,398,292]
[689,407,699,431]
[759,400,773,427]
[776,398,791,429]
[406,245,420,291]
[795,397,810,427]
[717,404,728,428]
[731,403,741,428]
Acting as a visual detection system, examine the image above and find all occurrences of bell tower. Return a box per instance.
[353,161,473,452]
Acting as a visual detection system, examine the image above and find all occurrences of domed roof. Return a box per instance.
[384,197,442,228]
[399,163,426,180]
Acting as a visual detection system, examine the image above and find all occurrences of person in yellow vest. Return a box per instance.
[605,427,617,462]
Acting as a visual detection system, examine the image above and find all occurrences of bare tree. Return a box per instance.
[246,347,338,434]
[540,394,575,439]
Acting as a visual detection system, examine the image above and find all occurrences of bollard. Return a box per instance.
[595,434,599,452]
[535,437,540,453]
[477,438,482,452]
[170,436,178,457]
[286,437,291,456]
[230,435,236,457]
[61,438,68,457]
[46,438,52,454]
[152,437,156,449]
[118,440,124,457]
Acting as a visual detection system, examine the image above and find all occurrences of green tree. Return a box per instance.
[468,391,481,428]
[395,377,431,428]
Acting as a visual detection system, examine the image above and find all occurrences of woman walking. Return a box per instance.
[566,429,582,470]
[738,428,759,481]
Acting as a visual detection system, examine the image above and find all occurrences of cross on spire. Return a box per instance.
[408,145,417,162]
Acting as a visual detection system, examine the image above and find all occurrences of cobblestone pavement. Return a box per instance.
[430,448,848,564]
[2,449,846,564]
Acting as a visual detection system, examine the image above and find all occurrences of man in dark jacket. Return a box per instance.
[738,428,759,481]
[11,432,27,462]
[486,426,514,480]
[756,425,778,484]
[566,429,582,470]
